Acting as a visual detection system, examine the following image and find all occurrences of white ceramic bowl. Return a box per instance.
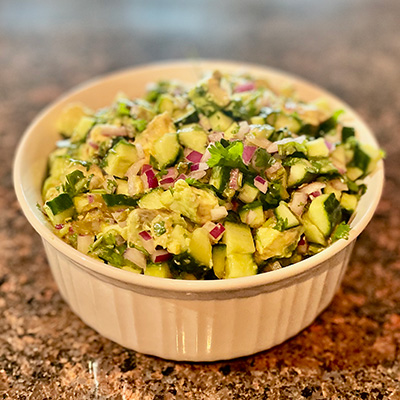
[14,60,384,361]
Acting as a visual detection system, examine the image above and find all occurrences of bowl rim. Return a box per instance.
[13,58,384,293]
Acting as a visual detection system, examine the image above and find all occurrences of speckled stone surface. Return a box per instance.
[1,1,400,398]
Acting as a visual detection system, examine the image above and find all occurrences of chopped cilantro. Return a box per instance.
[207,141,248,172]
[331,222,351,243]
[153,221,166,236]
[274,217,289,232]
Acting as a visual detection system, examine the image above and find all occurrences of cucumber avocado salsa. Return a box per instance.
[42,70,383,279]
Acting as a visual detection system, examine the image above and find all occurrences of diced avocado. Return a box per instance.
[103,139,138,178]
[208,111,233,132]
[224,122,240,139]
[223,221,255,255]
[178,124,208,153]
[238,182,260,203]
[44,193,75,225]
[306,138,330,158]
[302,214,327,246]
[225,253,257,279]
[307,193,341,237]
[274,201,300,229]
[288,159,315,187]
[340,193,358,213]
[209,166,230,192]
[144,262,172,278]
[346,167,363,181]
[70,116,95,143]
[239,202,265,228]
[189,228,212,268]
[56,103,89,137]
[73,195,90,214]
[255,219,303,260]
[152,132,181,169]
[212,244,226,279]
[138,188,165,210]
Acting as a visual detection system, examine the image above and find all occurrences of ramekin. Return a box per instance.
[13,60,384,361]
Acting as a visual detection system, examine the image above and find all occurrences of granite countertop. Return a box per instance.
[1,1,400,398]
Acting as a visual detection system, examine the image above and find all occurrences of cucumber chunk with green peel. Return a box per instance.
[350,143,383,176]
[178,124,208,153]
[144,262,172,278]
[212,244,226,279]
[224,122,240,139]
[340,193,358,213]
[274,114,302,133]
[152,132,181,169]
[173,105,199,125]
[71,116,96,143]
[238,182,259,203]
[209,166,230,192]
[223,221,255,255]
[156,94,175,114]
[274,201,300,229]
[288,159,315,187]
[225,253,257,279]
[189,228,212,268]
[208,111,233,132]
[307,193,341,237]
[302,214,327,246]
[44,193,75,225]
[138,188,165,210]
[103,139,138,178]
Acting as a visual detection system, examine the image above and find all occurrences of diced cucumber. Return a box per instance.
[346,167,363,181]
[225,253,257,279]
[239,202,265,228]
[173,105,199,125]
[342,126,355,141]
[302,214,327,246]
[223,221,255,255]
[152,132,181,169]
[250,116,265,125]
[44,193,75,225]
[208,111,233,132]
[156,94,175,114]
[307,193,341,237]
[178,124,208,153]
[340,193,358,213]
[224,122,239,139]
[306,138,330,158]
[189,228,212,268]
[209,166,230,192]
[116,179,129,195]
[274,201,300,229]
[238,182,259,203]
[71,116,95,143]
[350,143,383,176]
[138,188,165,210]
[56,104,88,137]
[274,114,301,133]
[249,124,274,139]
[103,139,138,178]
[288,159,315,187]
[212,244,226,279]
[144,262,172,278]
[255,219,303,260]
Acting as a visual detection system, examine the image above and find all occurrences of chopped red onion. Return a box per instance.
[165,167,178,179]
[139,230,152,241]
[87,194,94,204]
[234,82,256,93]
[69,226,74,234]
[88,140,99,150]
[141,164,152,174]
[246,135,271,150]
[209,223,226,240]
[176,174,187,181]
[299,182,326,195]
[237,121,250,139]
[254,176,268,193]
[266,161,282,175]
[151,249,172,263]
[242,146,257,165]
[135,142,145,159]
[124,248,147,270]
[199,113,212,131]
[186,150,203,163]
[159,176,175,188]
[77,235,94,254]
[210,206,228,221]
[244,210,257,226]
[266,142,278,153]
[229,168,240,190]
[100,125,128,137]
[202,221,216,232]
[289,191,308,216]
[274,135,306,146]
[125,159,146,178]
[208,131,224,143]
[55,224,64,230]
[188,170,207,180]
[190,162,209,172]
[142,168,158,189]
[330,179,348,191]
[324,140,334,151]
[309,191,321,200]
[201,147,212,163]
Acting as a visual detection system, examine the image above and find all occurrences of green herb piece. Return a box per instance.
[153,221,166,236]
[132,119,147,133]
[274,217,289,232]
[331,221,351,243]
[63,170,90,197]
[207,141,247,172]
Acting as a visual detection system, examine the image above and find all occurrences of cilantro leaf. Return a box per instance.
[207,141,248,172]
[274,216,289,232]
[331,221,351,243]
[63,170,90,197]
